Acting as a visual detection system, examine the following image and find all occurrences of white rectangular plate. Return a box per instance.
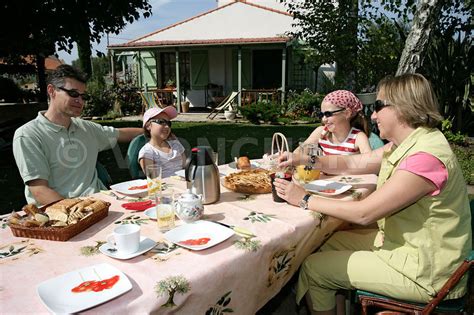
[174,169,185,177]
[164,220,234,251]
[110,179,148,195]
[304,180,352,196]
[37,263,132,314]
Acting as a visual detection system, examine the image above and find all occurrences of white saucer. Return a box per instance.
[99,237,156,260]
[144,207,156,220]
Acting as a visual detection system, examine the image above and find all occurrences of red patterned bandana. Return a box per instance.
[322,90,363,115]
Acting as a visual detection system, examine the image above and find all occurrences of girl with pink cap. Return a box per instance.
[301,90,372,155]
[138,106,186,178]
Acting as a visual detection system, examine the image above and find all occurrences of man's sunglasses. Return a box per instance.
[316,108,345,119]
[57,87,90,101]
[371,100,391,113]
[150,118,172,127]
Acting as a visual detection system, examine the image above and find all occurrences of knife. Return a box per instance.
[211,221,255,238]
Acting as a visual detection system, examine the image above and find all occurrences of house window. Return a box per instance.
[160,52,190,88]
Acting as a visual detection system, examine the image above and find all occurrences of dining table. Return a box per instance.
[0,162,377,314]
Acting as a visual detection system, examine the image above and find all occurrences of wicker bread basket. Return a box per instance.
[9,200,110,242]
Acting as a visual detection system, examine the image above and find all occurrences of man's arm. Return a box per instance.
[117,128,143,142]
[27,179,64,206]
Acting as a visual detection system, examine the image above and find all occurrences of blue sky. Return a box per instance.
[57,0,217,64]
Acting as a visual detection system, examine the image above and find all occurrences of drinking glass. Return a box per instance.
[146,165,162,197]
[156,189,175,231]
[296,143,322,183]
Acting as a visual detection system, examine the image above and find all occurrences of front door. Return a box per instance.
[252,49,281,89]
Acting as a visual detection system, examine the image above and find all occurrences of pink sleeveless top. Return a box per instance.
[319,127,361,155]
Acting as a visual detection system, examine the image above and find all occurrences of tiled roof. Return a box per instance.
[109,1,294,49]
[111,37,290,48]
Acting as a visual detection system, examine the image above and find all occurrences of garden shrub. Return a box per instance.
[452,144,474,185]
[84,78,112,116]
[84,82,141,117]
[239,102,281,124]
[285,89,325,119]
[0,77,23,102]
[441,119,467,145]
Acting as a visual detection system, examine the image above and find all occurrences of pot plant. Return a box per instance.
[224,104,237,121]
[165,79,175,90]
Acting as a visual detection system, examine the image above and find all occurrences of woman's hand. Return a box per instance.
[273,178,307,206]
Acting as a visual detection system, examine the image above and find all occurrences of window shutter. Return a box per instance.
[140,52,157,88]
[191,50,209,90]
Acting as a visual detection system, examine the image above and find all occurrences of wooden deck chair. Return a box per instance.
[207,91,240,120]
[140,91,162,114]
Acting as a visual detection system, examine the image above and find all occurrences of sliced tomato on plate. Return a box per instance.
[121,200,155,211]
[71,280,98,293]
[178,237,211,246]
[128,184,148,190]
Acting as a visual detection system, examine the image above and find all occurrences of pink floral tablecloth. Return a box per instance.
[0,165,377,314]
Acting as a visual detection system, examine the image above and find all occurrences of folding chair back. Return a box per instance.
[207,91,240,120]
[140,92,162,114]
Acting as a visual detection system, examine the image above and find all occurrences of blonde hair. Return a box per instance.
[377,73,443,128]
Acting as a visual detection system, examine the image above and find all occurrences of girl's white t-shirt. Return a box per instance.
[138,140,185,178]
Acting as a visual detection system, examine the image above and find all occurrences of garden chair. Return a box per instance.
[96,162,112,188]
[126,134,147,179]
[356,200,474,314]
[207,91,240,120]
[140,91,162,114]
[369,132,385,150]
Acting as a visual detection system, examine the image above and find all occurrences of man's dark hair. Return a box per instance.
[47,64,87,87]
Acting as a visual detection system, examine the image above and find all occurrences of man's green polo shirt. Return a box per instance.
[13,111,119,205]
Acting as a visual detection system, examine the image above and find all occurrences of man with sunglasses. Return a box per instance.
[13,65,142,206]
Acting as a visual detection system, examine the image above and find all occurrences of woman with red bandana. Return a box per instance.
[300,90,372,155]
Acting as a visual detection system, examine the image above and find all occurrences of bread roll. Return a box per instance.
[237,156,251,170]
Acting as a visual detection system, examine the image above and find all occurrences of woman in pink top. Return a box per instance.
[300,90,372,155]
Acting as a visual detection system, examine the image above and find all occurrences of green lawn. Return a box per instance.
[0,121,318,214]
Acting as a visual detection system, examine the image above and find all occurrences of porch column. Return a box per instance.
[137,51,143,88]
[238,47,242,107]
[175,49,181,113]
[110,50,116,84]
[281,48,286,106]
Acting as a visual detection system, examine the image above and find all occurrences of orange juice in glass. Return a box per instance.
[296,165,320,183]
[297,143,322,183]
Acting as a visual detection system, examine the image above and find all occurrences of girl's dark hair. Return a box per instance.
[143,126,151,139]
[350,112,370,136]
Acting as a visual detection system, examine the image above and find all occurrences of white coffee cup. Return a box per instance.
[107,224,140,254]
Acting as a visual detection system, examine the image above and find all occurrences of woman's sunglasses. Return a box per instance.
[372,100,391,113]
[316,108,345,119]
[150,118,172,127]
[58,87,90,101]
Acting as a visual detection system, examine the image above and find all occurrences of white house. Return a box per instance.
[108,0,323,110]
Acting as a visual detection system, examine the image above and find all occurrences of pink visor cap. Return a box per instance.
[142,106,178,127]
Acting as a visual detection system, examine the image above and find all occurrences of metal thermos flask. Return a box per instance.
[184,146,220,204]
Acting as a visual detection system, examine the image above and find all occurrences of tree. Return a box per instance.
[281,0,471,89]
[1,0,152,80]
[396,0,472,74]
[283,0,359,89]
[396,0,443,74]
